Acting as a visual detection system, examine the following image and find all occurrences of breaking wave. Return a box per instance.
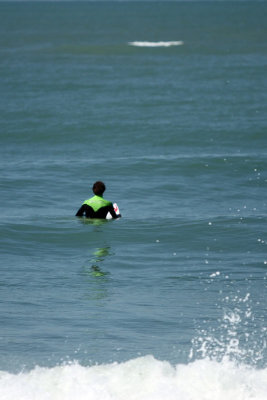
[0,356,266,400]
[0,293,266,400]
[128,41,184,47]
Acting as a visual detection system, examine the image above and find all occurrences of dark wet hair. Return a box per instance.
[92,181,106,196]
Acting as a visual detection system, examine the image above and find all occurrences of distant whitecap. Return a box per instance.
[128,41,184,47]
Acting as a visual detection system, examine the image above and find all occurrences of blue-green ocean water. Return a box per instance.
[0,2,267,399]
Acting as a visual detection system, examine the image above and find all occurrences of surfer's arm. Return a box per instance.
[76,204,94,218]
[108,204,121,219]
[76,204,86,217]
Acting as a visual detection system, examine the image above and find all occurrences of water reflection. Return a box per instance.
[80,218,110,229]
[90,247,111,277]
[82,246,111,301]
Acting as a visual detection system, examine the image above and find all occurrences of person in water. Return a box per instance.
[76,181,121,219]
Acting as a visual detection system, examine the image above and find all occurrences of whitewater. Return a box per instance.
[128,41,184,47]
[0,356,266,400]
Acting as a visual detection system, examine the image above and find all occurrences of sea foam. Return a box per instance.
[0,356,266,400]
[128,41,184,47]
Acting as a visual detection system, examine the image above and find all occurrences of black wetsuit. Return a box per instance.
[76,203,120,219]
[76,195,120,219]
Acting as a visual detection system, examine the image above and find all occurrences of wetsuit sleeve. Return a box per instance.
[108,204,121,219]
[76,204,95,218]
[76,204,86,217]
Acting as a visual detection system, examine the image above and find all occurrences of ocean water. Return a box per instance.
[0,1,267,399]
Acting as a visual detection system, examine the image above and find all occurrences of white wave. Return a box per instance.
[0,356,266,400]
[129,41,184,47]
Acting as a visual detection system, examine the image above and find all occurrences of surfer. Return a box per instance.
[76,181,121,219]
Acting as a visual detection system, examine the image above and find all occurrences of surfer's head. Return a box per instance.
[92,181,106,196]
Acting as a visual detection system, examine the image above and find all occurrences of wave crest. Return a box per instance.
[0,356,266,400]
[128,41,184,47]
